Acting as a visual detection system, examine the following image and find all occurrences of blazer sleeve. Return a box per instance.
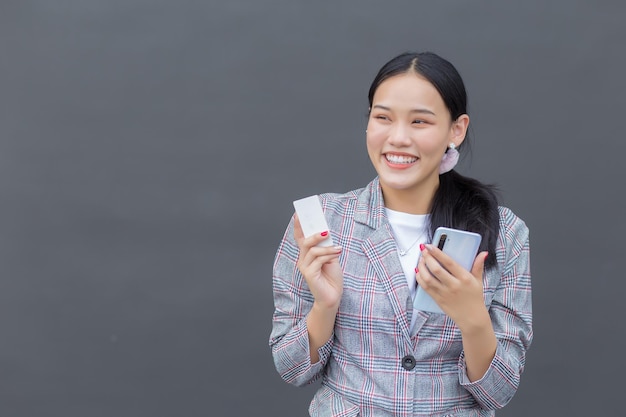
[458,208,533,409]
[268,216,334,386]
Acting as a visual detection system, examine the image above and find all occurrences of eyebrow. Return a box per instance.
[372,104,436,116]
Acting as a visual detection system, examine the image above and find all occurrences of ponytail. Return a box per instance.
[429,170,500,269]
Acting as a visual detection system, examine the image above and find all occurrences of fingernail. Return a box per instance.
[484,252,489,260]
[321,231,328,237]
[419,243,425,251]
[414,267,419,274]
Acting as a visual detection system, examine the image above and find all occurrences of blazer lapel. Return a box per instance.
[361,228,413,344]
[353,177,434,344]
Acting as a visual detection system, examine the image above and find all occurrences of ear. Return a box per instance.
[450,114,469,147]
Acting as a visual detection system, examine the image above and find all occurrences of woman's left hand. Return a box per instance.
[415,244,489,330]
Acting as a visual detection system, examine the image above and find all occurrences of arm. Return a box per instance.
[416,212,532,408]
[458,222,532,409]
[269,215,343,385]
[457,297,498,383]
[306,301,340,363]
[417,247,497,381]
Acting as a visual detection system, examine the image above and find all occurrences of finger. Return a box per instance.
[423,244,467,282]
[415,253,443,292]
[294,213,332,250]
[302,244,342,267]
[419,245,455,285]
[305,251,342,273]
[301,230,333,251]
[299,249,342,278]
[471,251,488,281]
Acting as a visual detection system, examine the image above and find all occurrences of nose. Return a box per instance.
[387,123,412,147]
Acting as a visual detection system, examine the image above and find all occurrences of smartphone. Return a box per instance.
[413,227,482,314]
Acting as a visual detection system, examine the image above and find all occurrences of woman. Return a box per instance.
[269,51,532,416]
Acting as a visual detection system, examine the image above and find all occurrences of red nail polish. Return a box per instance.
[484,252,489,260]
[321,231,328,237]
[414,267,419,274]
[419,243,425,251]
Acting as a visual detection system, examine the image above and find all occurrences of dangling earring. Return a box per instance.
[439,143,459,174]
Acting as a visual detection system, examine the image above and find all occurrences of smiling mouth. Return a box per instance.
[385,154,418,164]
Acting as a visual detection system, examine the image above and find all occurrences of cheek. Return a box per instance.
[365,135,376,157]
[366,131,384,154]
[365,121,387,144]
[417,130,450,155]
[365,134,383,164]
[421,139,446,155]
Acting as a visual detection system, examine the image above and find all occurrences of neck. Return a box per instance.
[380,179,438,215]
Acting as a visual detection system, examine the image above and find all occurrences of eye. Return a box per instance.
[375,115,389,121]
[412,119,425,124]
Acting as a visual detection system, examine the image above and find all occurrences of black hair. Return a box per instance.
[368,51,499,268]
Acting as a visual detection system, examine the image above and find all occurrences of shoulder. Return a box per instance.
[497,206,529,240]
[496,206,530,270]
[318,179,376,216]
[316,178,386,231]
[319,188,361,213]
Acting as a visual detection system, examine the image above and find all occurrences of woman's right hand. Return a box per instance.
[294,214,344,309]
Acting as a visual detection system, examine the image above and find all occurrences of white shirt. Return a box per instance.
[385,208,429,330]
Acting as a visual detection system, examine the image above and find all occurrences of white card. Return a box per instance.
[293,195,334,247]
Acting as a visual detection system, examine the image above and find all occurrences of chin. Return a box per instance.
[379,177,417,191]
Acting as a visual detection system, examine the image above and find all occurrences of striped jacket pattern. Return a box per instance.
[270,178,532,416]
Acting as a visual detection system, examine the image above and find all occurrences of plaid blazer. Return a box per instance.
[270,178,532,417]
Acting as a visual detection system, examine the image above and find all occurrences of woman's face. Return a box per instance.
[366,72,468,211]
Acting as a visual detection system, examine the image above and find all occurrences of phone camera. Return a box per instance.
[437,234,447,250]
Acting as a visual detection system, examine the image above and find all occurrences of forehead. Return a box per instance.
[372,73,445,111]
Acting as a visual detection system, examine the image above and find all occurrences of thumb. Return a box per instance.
[471,251,489,280]
[293,213,304,243]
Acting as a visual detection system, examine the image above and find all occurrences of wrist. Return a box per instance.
[457,306,492,336]
[312,299,341,315]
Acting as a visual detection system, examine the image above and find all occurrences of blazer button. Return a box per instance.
[401,355,416,371]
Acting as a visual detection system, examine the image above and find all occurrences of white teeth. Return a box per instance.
[385,154,417,164]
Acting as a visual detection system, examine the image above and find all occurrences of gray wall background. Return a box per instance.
[1,1,624,416]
